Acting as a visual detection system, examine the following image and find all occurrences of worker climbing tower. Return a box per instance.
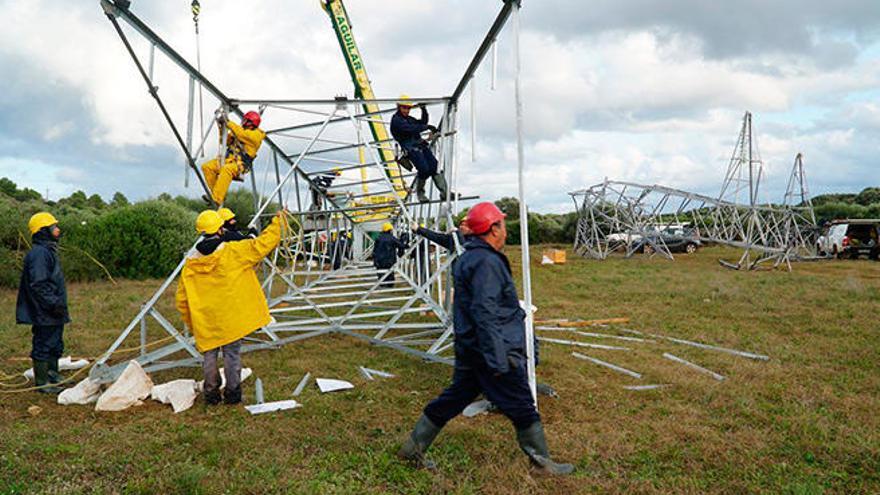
[90,0,537,400]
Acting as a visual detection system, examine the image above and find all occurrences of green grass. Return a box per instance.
[1,246,879,494]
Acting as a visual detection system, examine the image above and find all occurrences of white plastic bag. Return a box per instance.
[95,361,154,412]
[58,377,102,405]
[151,379,199,413]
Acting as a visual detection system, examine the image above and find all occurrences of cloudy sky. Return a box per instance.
[0,0,878,213]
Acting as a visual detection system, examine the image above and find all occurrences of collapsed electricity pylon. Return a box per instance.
[570,112,819,270]
[89,0,528,382]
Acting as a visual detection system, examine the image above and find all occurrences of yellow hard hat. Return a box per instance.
[217,207,235,222]
[196,210,224,235]
[382,222,393,232]
[28,212,58,235]
[332,166,342,176]
[346,232,352,238]
[397,94,413,107]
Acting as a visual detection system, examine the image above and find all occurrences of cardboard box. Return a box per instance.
[542,249,567,264]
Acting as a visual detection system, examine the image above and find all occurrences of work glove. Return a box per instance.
[410,222,419,233]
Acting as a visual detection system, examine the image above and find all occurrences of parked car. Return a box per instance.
[817,222,848,257]
[818,220,880,259]
[638,227,702,255]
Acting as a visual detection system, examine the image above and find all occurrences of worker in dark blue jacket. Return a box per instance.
[390,95,450,202]
[397,202,573,475]
[373,223,407,288]
[330,231,351,270]
[411,219,555,398]
[16,212,69,394]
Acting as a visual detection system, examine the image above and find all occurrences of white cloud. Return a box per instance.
[0,0,877,210]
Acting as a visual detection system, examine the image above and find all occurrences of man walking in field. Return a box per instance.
[397,202,573,474]
[175,209,284,405]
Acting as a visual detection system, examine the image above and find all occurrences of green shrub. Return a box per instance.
[82,201,197,279]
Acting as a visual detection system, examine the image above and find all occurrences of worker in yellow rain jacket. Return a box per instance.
[201,111,266,205]
[175,209,283,405]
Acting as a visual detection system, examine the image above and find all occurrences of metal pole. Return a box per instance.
[470,78,477,162]
[185,76,195,187]
[512,3,537,405]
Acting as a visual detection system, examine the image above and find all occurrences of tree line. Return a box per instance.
[0,178,875,286]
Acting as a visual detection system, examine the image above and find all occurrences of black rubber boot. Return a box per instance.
[415,178,429,203]
[204,389,222,405]
[47,359,65,385]
[431,174,458,200]
[431,174,448,199]
[397,414,442,469]
[33,360,63,395]
[223,387,242,405]
[515,421,575,475]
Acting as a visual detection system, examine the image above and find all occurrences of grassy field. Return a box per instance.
[1,246,878,494]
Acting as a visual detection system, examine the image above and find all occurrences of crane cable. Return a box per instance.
[192,0,205,159]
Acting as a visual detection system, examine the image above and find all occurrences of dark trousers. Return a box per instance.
[407,145,438,180]
[203,340,242,395]
[31,325,64,361]
[424,353,540,431]
[376,270,395,289]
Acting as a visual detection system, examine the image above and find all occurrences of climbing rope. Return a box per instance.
[0,335,179,393]
[277,211,305,270]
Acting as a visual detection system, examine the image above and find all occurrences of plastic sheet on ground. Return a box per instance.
[151,379,199,413]
[95,361,154,412]
[58,377,103,405]
[24,356,90,381]
[196,367,253,392]
[315,378,354,393]
[541,255,554,265]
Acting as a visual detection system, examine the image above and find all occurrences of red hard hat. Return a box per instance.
[243,111,261,128]
[466,202,506,235]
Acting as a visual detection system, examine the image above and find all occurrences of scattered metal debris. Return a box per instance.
[359,366,374,381]
[574,331,654,343]
[571,352,642,379]
[663,353,725,381]
[316,378,354,393]
[292,372,311,397]
[254,378,265,405]
[535,318,629,327]
[361,367,395,379]
[245,400,301,415]
[463,399,492,417]
[655,335,768,361]
[536,382,558,398]
[620,328,768,361]
[622,384,669,391]
[538,336,630,351]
